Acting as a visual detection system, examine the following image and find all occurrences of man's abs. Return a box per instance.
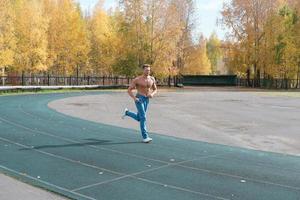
[136,86,151,97]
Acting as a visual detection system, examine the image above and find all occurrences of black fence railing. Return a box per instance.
[2,75,299,89]
[237,78,300,89]
[0,76,133,86]
[0,75,181,87]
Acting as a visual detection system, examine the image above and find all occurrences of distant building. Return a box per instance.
[216,41,231,75]
[215,58,228,75]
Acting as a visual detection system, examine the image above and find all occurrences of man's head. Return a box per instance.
[142,64,151,76]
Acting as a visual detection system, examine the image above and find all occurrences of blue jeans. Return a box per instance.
[125,94,149,139]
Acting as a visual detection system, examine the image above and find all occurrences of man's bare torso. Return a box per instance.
[135,75,155,96]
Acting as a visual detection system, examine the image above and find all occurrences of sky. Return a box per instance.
[194,0,227,40]
[76,0,228,40]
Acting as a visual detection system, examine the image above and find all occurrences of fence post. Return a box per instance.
[173,76,176,87]
[76,65,79,85]
[48,74,50,86]
[21,71,24,86]
[87,76,90,85]
[1,67,4,86]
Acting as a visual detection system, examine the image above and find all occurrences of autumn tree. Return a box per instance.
[0,0,16,73]
[88,0,119,75]
[45,0,89,76]
[221,0,279,81]
[206,32,222,74]
[272,5,298,79]
[183,35,211,75]
[114,0,193,77]
[13,0,48,73]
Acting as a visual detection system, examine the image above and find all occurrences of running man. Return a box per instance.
[122,64,157,143]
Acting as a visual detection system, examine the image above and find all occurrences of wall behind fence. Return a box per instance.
[182,75,237,86]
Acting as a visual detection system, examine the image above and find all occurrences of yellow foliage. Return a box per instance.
[0,0,16,68]
[13,0,49,73]
[221,0,300,79]
[88,3,119,75]
[45,0,89,75]
[183,36,212,75]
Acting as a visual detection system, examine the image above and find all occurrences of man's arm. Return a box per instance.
[128,78,138,101]
[148,77,157,98]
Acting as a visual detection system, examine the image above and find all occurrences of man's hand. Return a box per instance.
[149,76,157,98]
[128,78,137,100]
[134,97,140,102]
[147,93,154,98]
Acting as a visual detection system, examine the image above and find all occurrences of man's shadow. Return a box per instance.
[20,138,141,151]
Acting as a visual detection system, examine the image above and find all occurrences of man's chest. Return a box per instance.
[137,78,153,88]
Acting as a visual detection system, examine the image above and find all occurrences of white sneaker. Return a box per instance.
[143,137,153,143]
[122,108,129,119]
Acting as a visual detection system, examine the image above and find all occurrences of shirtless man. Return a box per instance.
[122,64,157,143]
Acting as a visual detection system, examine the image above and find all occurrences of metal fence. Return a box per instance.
[0,75,180,87]
[0,75,133,86]
[237,78,300,89]
[2,75,298,89]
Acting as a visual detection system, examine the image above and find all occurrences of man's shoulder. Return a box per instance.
[133,76,142,81]
[150,76,156,82]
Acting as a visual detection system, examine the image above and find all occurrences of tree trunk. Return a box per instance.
[2,67,5,86]
[150,0,154,64]
[257,69,260,87]
[247,68,251,87]
[296,62,300,88]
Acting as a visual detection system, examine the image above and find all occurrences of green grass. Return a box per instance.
[0,88,126,96]
[0,85,181,96]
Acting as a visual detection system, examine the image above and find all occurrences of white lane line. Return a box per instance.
[2,115,300,192]
[0,137,230,199]
[4,110,230,169]
[74,159,231,200]
[134,177,231,200]
[72,154,225,192]
[176,163,300,191]
[18,101,223,159]
[18,97,300,177]
[0,165,97,200]
[0,116,169,165]
[213,154,300,174]
[0,136,123,176]
[18,103,300,178]
[71,164,171,192]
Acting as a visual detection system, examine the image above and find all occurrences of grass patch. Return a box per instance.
[0,87,127,96]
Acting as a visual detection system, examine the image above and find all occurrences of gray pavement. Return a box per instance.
[49,87,300,156]
[0,173,67,200]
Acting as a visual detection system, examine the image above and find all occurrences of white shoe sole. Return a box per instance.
[143,138,153,143]
[122,108,129,119]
